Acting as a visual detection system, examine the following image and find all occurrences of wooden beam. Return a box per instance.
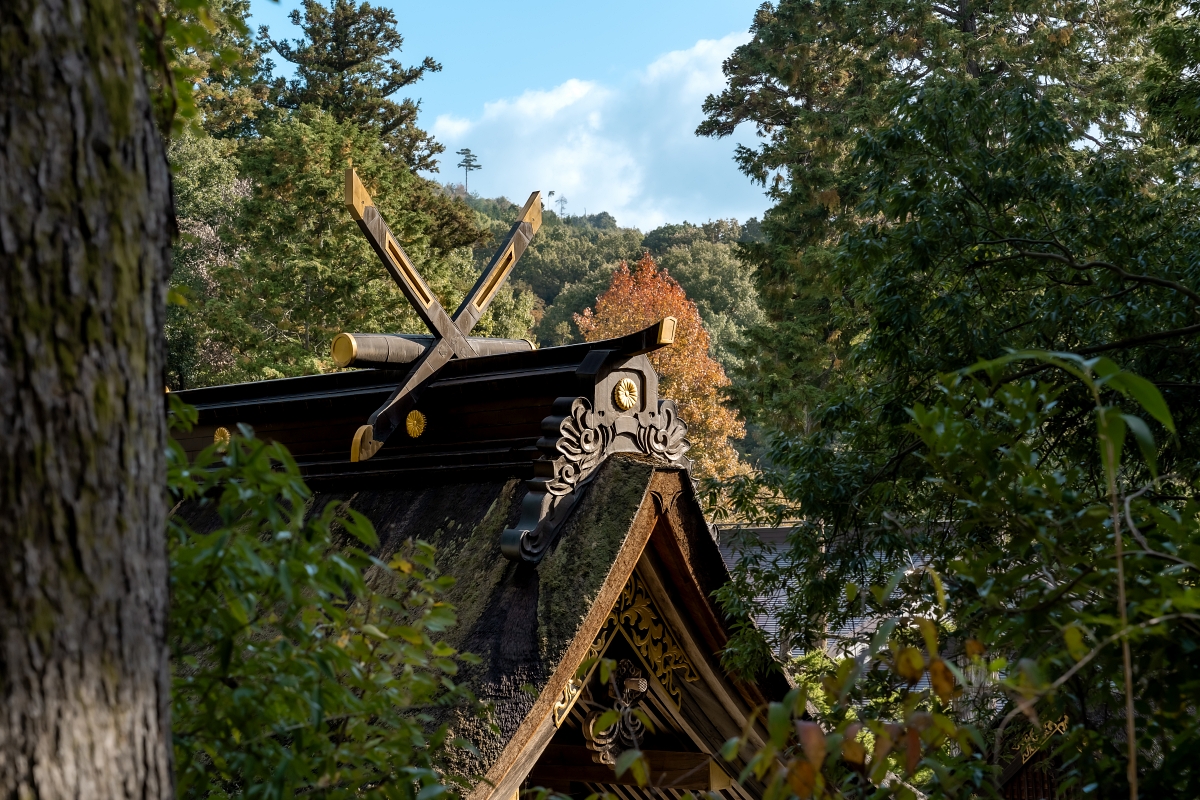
[527,745,731,790]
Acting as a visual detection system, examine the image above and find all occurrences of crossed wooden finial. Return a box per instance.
[344,168,542,461]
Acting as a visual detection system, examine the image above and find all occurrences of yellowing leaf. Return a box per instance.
[796,720,826,766]
[842,724,866,767]
[1064,623,1089,661]
[896,646,926,682]
[786,758,817,798]
[929,658,956,703]
[966,638,985,659]
[916,617,939,657]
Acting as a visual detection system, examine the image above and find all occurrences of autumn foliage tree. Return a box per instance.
[576,254,745,479]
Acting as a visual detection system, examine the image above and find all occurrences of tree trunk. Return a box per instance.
[0,0,174,796]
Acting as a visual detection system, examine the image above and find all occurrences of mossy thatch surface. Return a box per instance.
[178,456,657,778]
[334,456,654,771]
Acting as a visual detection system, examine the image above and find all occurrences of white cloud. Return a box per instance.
[426,32,765,231]
[432,114,472,139]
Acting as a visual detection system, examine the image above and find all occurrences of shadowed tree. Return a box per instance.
[0,0,174,795]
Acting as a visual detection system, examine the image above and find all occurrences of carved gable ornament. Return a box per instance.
[552,570,700,728]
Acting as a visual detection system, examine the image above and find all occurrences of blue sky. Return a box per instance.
[248,0,770,230]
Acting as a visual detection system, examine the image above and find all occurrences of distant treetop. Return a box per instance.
[262,0,443,171]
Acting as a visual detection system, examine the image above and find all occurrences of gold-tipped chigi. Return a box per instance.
[342,166,543,462]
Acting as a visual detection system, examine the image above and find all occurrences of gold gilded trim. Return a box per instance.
[613,378,638,411]
[406,409,426,438]
[554,570,698,725]
[553,626,610,727]
[331,332,358,367]
[609,571,699,708]
[1015,714,1068,763]
[213,427,231,449]
[657,316,677,344]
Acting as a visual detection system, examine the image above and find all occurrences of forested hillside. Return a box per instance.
[464,195,765,371]
[164,0,766,399]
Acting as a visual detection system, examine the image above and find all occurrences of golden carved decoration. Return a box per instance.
[1014,714,1069,763]
[406,409,426,438]
[612,378,638,411]
[608,571,699,708]
[553,628,608,727]
[213,427,231,450]
[552,570,699,726]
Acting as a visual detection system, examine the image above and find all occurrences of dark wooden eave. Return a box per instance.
[172,326,672,488]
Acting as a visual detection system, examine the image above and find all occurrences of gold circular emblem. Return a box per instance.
[613,378,639,411]
[213,426,231,449]
[331,332,358,368]
[406,409,426,438]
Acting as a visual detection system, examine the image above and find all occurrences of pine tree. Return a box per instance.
[455,147,480,193]
[263,0,442,170]
[185,107,531,386]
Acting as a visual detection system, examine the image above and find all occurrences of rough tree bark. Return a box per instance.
[0,0,174,796]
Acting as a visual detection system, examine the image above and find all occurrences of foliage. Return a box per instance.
[698,0,1148,435]
[143,0,267,136]
[167,109,529,387]
[706,1,1200,796]
[575,254,746,479]
[467,199,766,373]
[656,240,765,374]
[167,130,247,388]
[263,0,443,171]
[718,357,1200,798]
[168,396,483,798]
[158,0,504,389]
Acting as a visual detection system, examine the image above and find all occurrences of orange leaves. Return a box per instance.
[796,720,826,766]
[841,723,866,767]
[786,758,817,798]
[787,721,825,799]
[929,658,957,703]
[575,254,745,478]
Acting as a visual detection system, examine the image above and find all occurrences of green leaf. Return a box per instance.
[1108,372,1175,433]
[341,508,380,548]
[416,784,447,800]
[720,737,741,761]
[167,285,190,307]
[1064,623,1089,662]
[869,619,898,657]
[921,566,946,612]
[361,624,389,640]
[631,707,657,734]
[881,566,907,602]
[767,701,790,748]
[614,749,648,786]
[1096,406,1127,485]
[1121,414,1158,478]
[592,709,619,734]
